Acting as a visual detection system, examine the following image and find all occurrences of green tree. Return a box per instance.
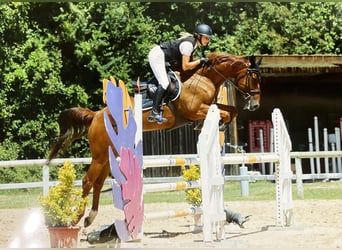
[53,2,161,98]
[213,2,342,54]
[0,3,90,161]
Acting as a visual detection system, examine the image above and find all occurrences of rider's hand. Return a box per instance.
[200,57,209,66]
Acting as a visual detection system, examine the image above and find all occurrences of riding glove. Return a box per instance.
[200,57,209,66]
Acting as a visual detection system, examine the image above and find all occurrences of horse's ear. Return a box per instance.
[257,57,263,66]
[249,55,256,67]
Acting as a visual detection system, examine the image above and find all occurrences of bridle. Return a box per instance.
[208,63,261,100]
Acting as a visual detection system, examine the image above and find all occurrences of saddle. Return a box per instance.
[132,70,181,110]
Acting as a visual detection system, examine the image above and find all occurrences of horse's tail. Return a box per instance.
[46,107,95,165]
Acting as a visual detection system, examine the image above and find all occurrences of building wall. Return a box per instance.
[237,73,342,152]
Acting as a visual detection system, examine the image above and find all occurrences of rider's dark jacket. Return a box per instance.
[159,36,197,71]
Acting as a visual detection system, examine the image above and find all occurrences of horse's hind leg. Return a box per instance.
[83,161,110,227]
[77,159,105,226]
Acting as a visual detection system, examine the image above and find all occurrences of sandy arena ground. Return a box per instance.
[1,199,341,248]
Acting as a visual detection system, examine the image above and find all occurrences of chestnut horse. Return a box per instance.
[46,53,262,227]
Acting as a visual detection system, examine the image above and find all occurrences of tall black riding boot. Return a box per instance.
[148,85,167,123]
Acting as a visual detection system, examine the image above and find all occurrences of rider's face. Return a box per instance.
[201,35,210,46]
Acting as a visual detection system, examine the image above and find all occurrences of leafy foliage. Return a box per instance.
[213,2,342,54]
[182,165,202,207]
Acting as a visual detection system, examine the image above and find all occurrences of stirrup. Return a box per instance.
[156,116,168,124]
[148,115,168,123]
[148,110,167,123]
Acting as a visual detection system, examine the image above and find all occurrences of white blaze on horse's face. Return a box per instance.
[244,73,261,111]
[243,97,260,111]
[242,58,262,111]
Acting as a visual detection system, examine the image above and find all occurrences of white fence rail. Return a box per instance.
[1,151,341,194]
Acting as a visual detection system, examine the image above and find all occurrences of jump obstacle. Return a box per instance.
[104,80,293,244]
[142,108,293,230]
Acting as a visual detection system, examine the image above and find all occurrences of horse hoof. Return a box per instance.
[219,123,227,132]
[84,217,91,228]
[194,121,204,131]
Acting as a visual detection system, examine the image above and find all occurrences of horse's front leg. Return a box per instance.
[83,162,110,227]
[196,104,232,123]
[194,104,238,132]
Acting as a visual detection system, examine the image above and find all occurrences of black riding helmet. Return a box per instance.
[194,24,213,38]
[194,24,212,46]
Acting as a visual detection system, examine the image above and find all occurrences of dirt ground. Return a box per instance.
[1,199,341,248]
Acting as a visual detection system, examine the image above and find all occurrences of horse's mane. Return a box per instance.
[207,52,248,66]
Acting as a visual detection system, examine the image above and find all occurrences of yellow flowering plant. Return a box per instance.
[38,161,89,227]
[182,164,202,207]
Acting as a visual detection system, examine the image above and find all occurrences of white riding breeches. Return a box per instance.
[148,46,169,90]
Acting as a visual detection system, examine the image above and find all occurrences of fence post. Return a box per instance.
[331,143,337,173]
[314,116,321,174]
[323,128,329,175]
[259,128,265,174]
[295,158,304,199]
[43,164,49,196]
[335,127,342,173]
[240,164,249,196]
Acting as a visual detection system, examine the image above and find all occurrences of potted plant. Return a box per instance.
[38,161,89,248]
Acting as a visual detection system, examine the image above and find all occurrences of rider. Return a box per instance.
[147,23,213,123]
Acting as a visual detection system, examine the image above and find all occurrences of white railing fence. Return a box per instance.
[1,153,341,193]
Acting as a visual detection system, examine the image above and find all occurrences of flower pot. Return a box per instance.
[48,226,80,248]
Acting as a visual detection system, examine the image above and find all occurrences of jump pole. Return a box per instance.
[145,206,203,220]
[143,152,280,167]
[144,180,200,193]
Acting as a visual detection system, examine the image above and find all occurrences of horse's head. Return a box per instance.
[235,55,262,111]
[203,53,262,112]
